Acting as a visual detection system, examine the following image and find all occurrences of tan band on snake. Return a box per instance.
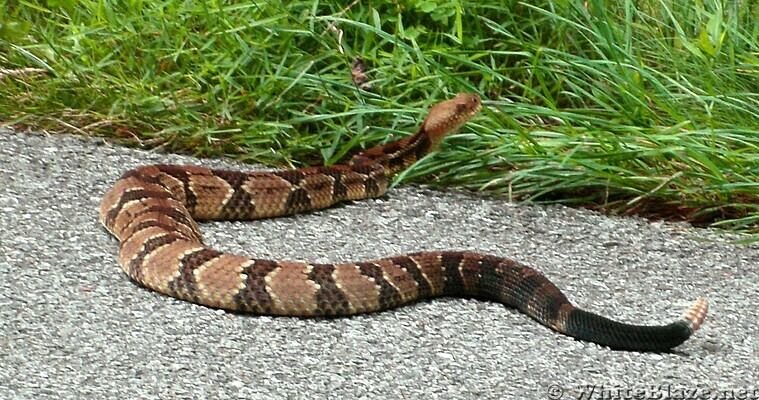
[100,93,707,351]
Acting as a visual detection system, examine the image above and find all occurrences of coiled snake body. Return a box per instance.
[100,93,707,351]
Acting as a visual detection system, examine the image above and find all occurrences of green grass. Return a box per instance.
[1,0,758,235]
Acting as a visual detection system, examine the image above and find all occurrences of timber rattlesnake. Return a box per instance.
[100,93,707,351]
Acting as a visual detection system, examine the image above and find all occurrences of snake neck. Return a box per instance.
[350,93,482,176]
[349,128,436,176]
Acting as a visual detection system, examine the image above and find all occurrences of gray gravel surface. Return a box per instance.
[1,129,757,400]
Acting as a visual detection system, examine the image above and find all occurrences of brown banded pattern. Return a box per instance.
[100,93,708,351]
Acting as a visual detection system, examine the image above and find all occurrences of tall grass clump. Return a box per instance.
[1,0,758,233]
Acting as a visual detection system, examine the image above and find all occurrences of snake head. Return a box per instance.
[420,92,482,148]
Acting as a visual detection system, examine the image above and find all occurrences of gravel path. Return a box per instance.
[1,129,756,399]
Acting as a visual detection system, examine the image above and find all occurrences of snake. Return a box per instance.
[100,93,707,351]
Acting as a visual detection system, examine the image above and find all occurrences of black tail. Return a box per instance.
[562,298,707,351]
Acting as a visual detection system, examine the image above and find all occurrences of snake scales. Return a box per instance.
[100,93,707,351]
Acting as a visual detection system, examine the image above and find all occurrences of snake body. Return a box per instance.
[100,93,707,351]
